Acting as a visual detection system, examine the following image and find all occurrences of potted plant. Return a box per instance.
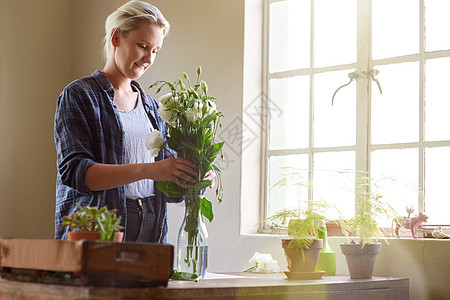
[266,167,327,279]
[268,168,330,279]
[61,203,124,242]
[337,171,399,279]
[267,203,326,279]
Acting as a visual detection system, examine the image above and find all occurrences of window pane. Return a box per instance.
[268,155,309,219]
[315,0,357,67]
[270,77,309,150]
[425,147,450,224]
[314,70,356,147]
[372,0,419,59]
[371,149,419,227]
[425,57,450,141]
[269,0,310,73]
[425,0,450,52]
[371,63,419,144]
[313,151,355,220]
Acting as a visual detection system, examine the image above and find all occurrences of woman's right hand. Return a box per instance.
[150,158,197,188]
[85,158,198,191]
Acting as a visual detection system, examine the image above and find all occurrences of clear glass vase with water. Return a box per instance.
[177,195,208,278]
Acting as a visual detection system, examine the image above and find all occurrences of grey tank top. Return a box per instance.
[118,89,155,198]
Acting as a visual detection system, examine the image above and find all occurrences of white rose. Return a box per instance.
[249,252,265,266]
[255,256,280,273]
[146,130,164,157]
[185,107,201,123]
[158,93,172,106]
[158,106,175,123]
[194,100,203,112]
[203,100,217,116]
[247,252,280,274]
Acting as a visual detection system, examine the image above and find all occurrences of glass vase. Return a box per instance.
[176,195,208,278]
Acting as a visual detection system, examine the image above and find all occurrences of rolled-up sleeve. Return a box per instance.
[54,86,97,194]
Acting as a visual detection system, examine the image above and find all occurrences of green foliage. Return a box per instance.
[61,203,124,242]
[335,170,399,247]
[268,167,327,250]
[200,196,213,222]
[150,66,224,220]
[271,167,312,191]
[267,204,326,250]
[156,181,184,198]
[151,67,225,276]
[170,269,199,281]
[96,212,123,242]
[270,168,402,248]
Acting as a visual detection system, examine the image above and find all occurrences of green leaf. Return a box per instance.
[200,197,214,222]
[199,114,215,128]
[168,127,186,144]
[156,181,184,198]
[170,269,199,281]
[211,164,222,173]
[191,180,212,191]
[167,136,183,153]
[179,140,201,154]
[149,80,164,89]
[243,266,257,273]
[209,141,224,159]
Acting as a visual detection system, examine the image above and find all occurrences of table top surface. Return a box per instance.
[168,272,407,288]
[0,272,408,289]
[0,272,409,300]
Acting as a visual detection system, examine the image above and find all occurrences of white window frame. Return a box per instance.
[261,0,450,231]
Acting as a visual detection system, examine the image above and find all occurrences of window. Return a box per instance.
[263,0,450,227]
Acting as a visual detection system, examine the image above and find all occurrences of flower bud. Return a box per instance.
[201,80,208,94]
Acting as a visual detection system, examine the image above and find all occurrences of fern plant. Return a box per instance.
[267,167,328,250]
[336,171,399,247]
[267,205,326,250]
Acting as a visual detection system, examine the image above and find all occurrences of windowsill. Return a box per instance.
[240,232,450,242]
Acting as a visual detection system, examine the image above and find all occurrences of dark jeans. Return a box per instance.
[125,196,160,243]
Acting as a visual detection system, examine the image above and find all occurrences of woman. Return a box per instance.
[54,0,199,243]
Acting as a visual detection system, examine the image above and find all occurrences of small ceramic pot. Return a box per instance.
[282,238,323,272]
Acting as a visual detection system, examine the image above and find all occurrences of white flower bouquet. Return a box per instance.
[148,67,224,278]
[147,67,224,219]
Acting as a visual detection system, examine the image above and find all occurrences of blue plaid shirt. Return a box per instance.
[54,70,180,242]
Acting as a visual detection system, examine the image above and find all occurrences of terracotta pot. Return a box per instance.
[114,231,124,242]
[67,231,101,241]
[326,221,344,236]
[326,220,356,236]
[340,243,381,279]
[67,231,124,243]
[282,238,323,272]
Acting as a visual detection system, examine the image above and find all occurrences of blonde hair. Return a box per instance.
[103,0,170,60]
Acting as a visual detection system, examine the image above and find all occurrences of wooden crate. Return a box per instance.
[0,238,173,287]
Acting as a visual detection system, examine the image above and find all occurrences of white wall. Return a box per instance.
[0,0,74,238]
[146,0,249,272]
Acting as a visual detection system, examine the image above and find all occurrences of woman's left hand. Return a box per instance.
[204,170,216,189]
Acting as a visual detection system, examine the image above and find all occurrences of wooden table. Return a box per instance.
[0,273,409,300]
